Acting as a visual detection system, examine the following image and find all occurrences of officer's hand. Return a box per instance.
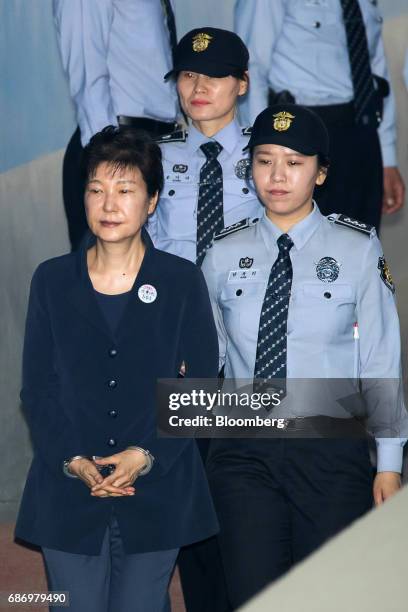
[91,449,147,496]
[382,167,405,215]
[373,471,401,506]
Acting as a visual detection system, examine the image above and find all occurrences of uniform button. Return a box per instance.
[108,348,117,358]
[108,379,117,388]
[313,21,321,28]
[168,189,175,196]
[242,187,249,194]
[107,438,117,447]
[324,292,332,299]
[236,289,243,296]
[108,409,118,418]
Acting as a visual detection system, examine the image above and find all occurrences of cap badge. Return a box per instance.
[192,33,213,52]
[273,111,295,132]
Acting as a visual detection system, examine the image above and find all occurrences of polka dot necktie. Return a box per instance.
[196,141,224,267]
[254,234,294,386]
[340,0,377,125]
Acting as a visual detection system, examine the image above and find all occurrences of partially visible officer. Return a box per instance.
[202,104,407,609]
[148,27,263,612]
[235,0,405,230]
[53,0,180,250]
[148,27,263,265]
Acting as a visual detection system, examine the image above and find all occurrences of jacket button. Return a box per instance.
[108,379,117,388]
[108,409,118,418]
[108,348,117,358]
[107,438,117,447]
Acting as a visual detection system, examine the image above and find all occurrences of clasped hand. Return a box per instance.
[68,449,148,498]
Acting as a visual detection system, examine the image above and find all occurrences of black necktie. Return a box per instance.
[196,141,224,267]
[254,234,294,384]
[161,0,178,64]
[340,0,376,125]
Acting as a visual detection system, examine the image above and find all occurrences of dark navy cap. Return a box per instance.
[245,104,330,157]
[164,27,249,80]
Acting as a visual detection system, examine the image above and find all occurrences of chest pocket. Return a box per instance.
[157,181,198,239]
[287,0,339,27]
[220,282,265,337]
[223,178,261,228]
[302,283,354,302]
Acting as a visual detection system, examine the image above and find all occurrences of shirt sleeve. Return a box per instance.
[370,30,397,167]
[53,0,116,146]
[234,0,285,125]
[357,235,407,472]
[201,246,227,373]
[20,265,90,476]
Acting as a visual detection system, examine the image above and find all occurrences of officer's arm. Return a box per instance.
[53,0,116,146]
[234,0,285,125]
[369,9,397,169]
[201,247,227,373]
[357,235,407,476]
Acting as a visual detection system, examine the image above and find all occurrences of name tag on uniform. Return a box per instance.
[165,172,192,184]
[227,269,261,283]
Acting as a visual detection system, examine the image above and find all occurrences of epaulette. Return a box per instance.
[241,126,252,136]
[328,214,375,237]
[155,129,188,144]
[214,218,251,241]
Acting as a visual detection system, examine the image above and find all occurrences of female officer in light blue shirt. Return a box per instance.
[148,27,263,265]
[202,104,407,609]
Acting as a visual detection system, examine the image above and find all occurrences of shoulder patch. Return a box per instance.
[214,218,250,241]
[241,126,252,136]
[328,214,375,237]
[155,129,188,144]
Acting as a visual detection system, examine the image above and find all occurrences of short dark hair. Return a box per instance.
[82,126,164,196]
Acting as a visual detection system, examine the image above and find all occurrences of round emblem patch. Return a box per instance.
[235,158,251,179]
[138,284,157,304]
[316,257,340,283]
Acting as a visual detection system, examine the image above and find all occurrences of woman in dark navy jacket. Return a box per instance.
[15,127,219,612]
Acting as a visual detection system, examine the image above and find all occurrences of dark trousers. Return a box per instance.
[206,438,373,610]
[43,514,178,612]
[62,128,87,251]
[177,437,231,612]
[311,110,383,232]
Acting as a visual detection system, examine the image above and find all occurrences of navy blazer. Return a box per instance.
[15,231,219,555]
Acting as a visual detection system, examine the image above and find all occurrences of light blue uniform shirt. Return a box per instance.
[202,205,407,472]
[53,0,178,146]
[235,0,397,166]
[148,118,263,262]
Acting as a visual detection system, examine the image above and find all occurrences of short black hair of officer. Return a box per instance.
[245,104,330,169]
[165,27,249,80]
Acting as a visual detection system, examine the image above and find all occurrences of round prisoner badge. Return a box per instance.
[316,257,340,283]
[138,284,157,304]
